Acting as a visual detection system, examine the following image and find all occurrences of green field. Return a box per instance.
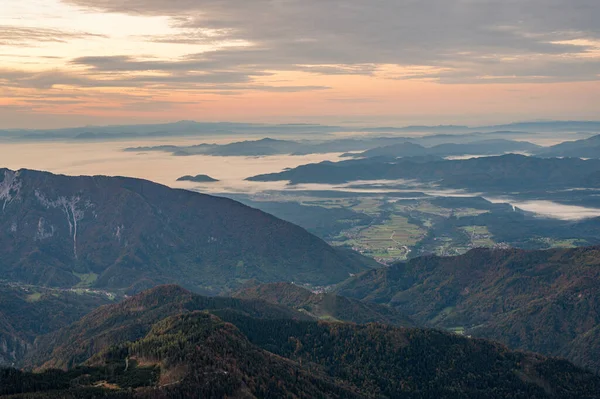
[74,272,99,288]
[461,226,496,248]
[334,214,426,262]
[26,292,42,302]
[350,198,384,215]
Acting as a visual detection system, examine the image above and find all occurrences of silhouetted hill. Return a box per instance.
[175,174,219,182]
[336,246,600,373]
[347,139,540,159]
[0,169,372,294]
[125,137,416,157]
[233,282,414,326]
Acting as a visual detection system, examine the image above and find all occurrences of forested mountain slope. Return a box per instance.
[4,286,600,398]
[234,282,414,326]
[0,168,371,294]
[336,246,600,373]
[0,284,112,367]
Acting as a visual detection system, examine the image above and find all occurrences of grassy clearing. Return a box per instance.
[409,201,489,218]
[350,198,383,215]
[26,292,42,302]
[461,226,495,248]
[74,272,99,288]
[448,327,466,335]
[535,238,586,248]
[430,306,456,324]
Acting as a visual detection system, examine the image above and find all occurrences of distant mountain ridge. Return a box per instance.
[248,154,600,192]
[3,120,600,142]
[537,134,600,158]
[344,138,540,159]
[0,169,372,294]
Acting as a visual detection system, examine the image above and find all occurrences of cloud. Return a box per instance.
[0,25,106,46]
[0,67,329,92]
[60,0,600,83]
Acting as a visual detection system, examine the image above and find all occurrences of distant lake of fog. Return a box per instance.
[485,198,600,220]
[0,138,347,190]
[2,139,600,221]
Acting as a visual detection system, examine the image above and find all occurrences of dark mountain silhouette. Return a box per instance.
[176,174,219,182]
[346,139,540,159]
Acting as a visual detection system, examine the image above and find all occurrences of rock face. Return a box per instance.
[0,169,372,294]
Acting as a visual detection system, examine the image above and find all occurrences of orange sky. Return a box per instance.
[1,0,600,128]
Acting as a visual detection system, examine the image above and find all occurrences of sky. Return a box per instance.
[1,0,600,129]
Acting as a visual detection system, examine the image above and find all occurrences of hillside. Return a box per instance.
[0,284,112,367]
[0,169,372,294]
[247,154,600,192]
[26,285,312,370]
[233,282,414,326]
[537,134,600,158]
[2,312,361,399]
[5,296,600,398]
[336,246,600,373]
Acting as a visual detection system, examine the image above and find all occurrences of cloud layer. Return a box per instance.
[1,0,600,126]
[59,0,600,83]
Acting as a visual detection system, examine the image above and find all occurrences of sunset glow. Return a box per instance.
[2,0,600,128]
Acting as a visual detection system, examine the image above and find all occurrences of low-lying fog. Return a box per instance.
[0,138,344,188]
[2,137,600,221]
[485,198,600,221]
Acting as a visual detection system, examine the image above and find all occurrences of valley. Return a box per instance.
[233,193,600,264]
[2,123,600,397]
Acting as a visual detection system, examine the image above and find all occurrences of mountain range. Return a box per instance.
[3,165,600,397]
[2,120,600,142]
[336,246,600,373]
[247,154,600,192]
[125,136,542,158]
[343,139,540,159]
[0,169,372,294]
[4,285,599,398]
